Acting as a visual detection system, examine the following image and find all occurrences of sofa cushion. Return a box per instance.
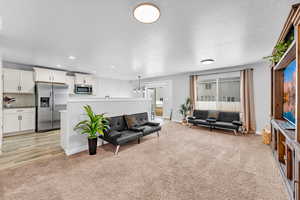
[193,110,209,120]
[214,121,238,130]
[193,119,210,126]
[124,115,139,129]
[115,130,143,145]
[108,116,127,131]
[106,130,122,140]
[139,125,161,136]
[208,110,219,119]
[133,112,149,126]
[146,122,160,126]
[217,112,240,123]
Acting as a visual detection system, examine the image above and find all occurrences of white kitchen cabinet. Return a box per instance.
[3,108,35,135]
[20,111,36,131]
[66,75,75,94]
[74,73,86,85]
[34,68,52,82]
[52,70,67,84]
[34,68,66,84]
[3,68,19,93]
[20,70,35,93]
[3,68,35,94]
[3,112,20,133]
[74,73,95,85]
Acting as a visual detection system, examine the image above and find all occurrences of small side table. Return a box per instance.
[206,118,216,131]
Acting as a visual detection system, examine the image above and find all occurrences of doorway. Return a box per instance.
[145,80,172,123]
[148,87,164,120]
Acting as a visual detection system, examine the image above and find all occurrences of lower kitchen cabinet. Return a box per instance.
[3,108,35,135]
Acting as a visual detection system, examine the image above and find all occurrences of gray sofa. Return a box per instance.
[188,110,243,135]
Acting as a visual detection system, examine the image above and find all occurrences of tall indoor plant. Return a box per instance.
[74,105,109,155]
[179,98,192,124]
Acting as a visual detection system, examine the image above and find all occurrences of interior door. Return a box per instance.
[36,83,53,131]
[52,83,68,129]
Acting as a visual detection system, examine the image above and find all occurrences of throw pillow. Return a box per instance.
[125,115,138,129]
[208,111,219,119]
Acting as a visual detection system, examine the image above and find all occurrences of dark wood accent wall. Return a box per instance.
[270,4,300,200]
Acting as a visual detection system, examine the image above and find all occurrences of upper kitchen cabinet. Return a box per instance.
[52,70,67,84]
[3,68,35,94]
[66,75,75,94]
[34,68,66,84]
[34,68,52,82]
[75,73,94,85]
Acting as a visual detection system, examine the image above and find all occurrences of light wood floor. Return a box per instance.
[0,130,64,171]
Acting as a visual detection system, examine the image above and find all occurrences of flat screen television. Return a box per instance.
[283,60,296,125]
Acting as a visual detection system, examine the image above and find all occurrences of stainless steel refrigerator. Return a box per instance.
[36,82,68,132]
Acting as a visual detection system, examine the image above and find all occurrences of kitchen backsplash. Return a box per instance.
[3,93,35,108]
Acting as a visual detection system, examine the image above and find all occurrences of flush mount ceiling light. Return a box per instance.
[68,56,76,60]
[133,3,160,24]
[201,59,215,65]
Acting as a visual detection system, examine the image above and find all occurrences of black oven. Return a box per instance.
[74,84,93,94]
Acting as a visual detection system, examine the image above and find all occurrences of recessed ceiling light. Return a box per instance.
[201,59,215,65]
[68,56,76,60]
[56,64,62,68]
[111,65,115,69]
[133,3,160,24]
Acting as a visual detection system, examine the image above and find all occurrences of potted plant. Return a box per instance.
[179,98,192,124]
[74,105,109,155]
[264,34,294,64]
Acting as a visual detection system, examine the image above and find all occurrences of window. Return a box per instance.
[196,75,240,112]
[218,77,240,102]
[197,79,216,102]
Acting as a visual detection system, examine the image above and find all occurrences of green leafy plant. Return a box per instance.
[74,105,110,139]
[179,98,192,120]
[264,35,294,64]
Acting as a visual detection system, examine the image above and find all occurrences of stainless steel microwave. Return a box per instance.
[74,84,93,94]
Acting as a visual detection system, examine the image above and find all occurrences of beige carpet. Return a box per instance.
[0,122,288,200]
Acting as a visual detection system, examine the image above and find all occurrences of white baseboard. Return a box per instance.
[64,139,107,156]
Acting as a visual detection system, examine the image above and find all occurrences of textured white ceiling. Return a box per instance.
[0,0,292,79]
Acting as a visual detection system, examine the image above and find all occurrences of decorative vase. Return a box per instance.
[88,138,98,155]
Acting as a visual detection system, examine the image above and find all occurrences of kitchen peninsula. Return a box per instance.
[60,97,151,155]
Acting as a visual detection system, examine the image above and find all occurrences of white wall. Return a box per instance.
[133,61,271,133]
[253,62,271,133]
[61,99,151,155]
[95,77,134,98]
[137,74,189,121]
